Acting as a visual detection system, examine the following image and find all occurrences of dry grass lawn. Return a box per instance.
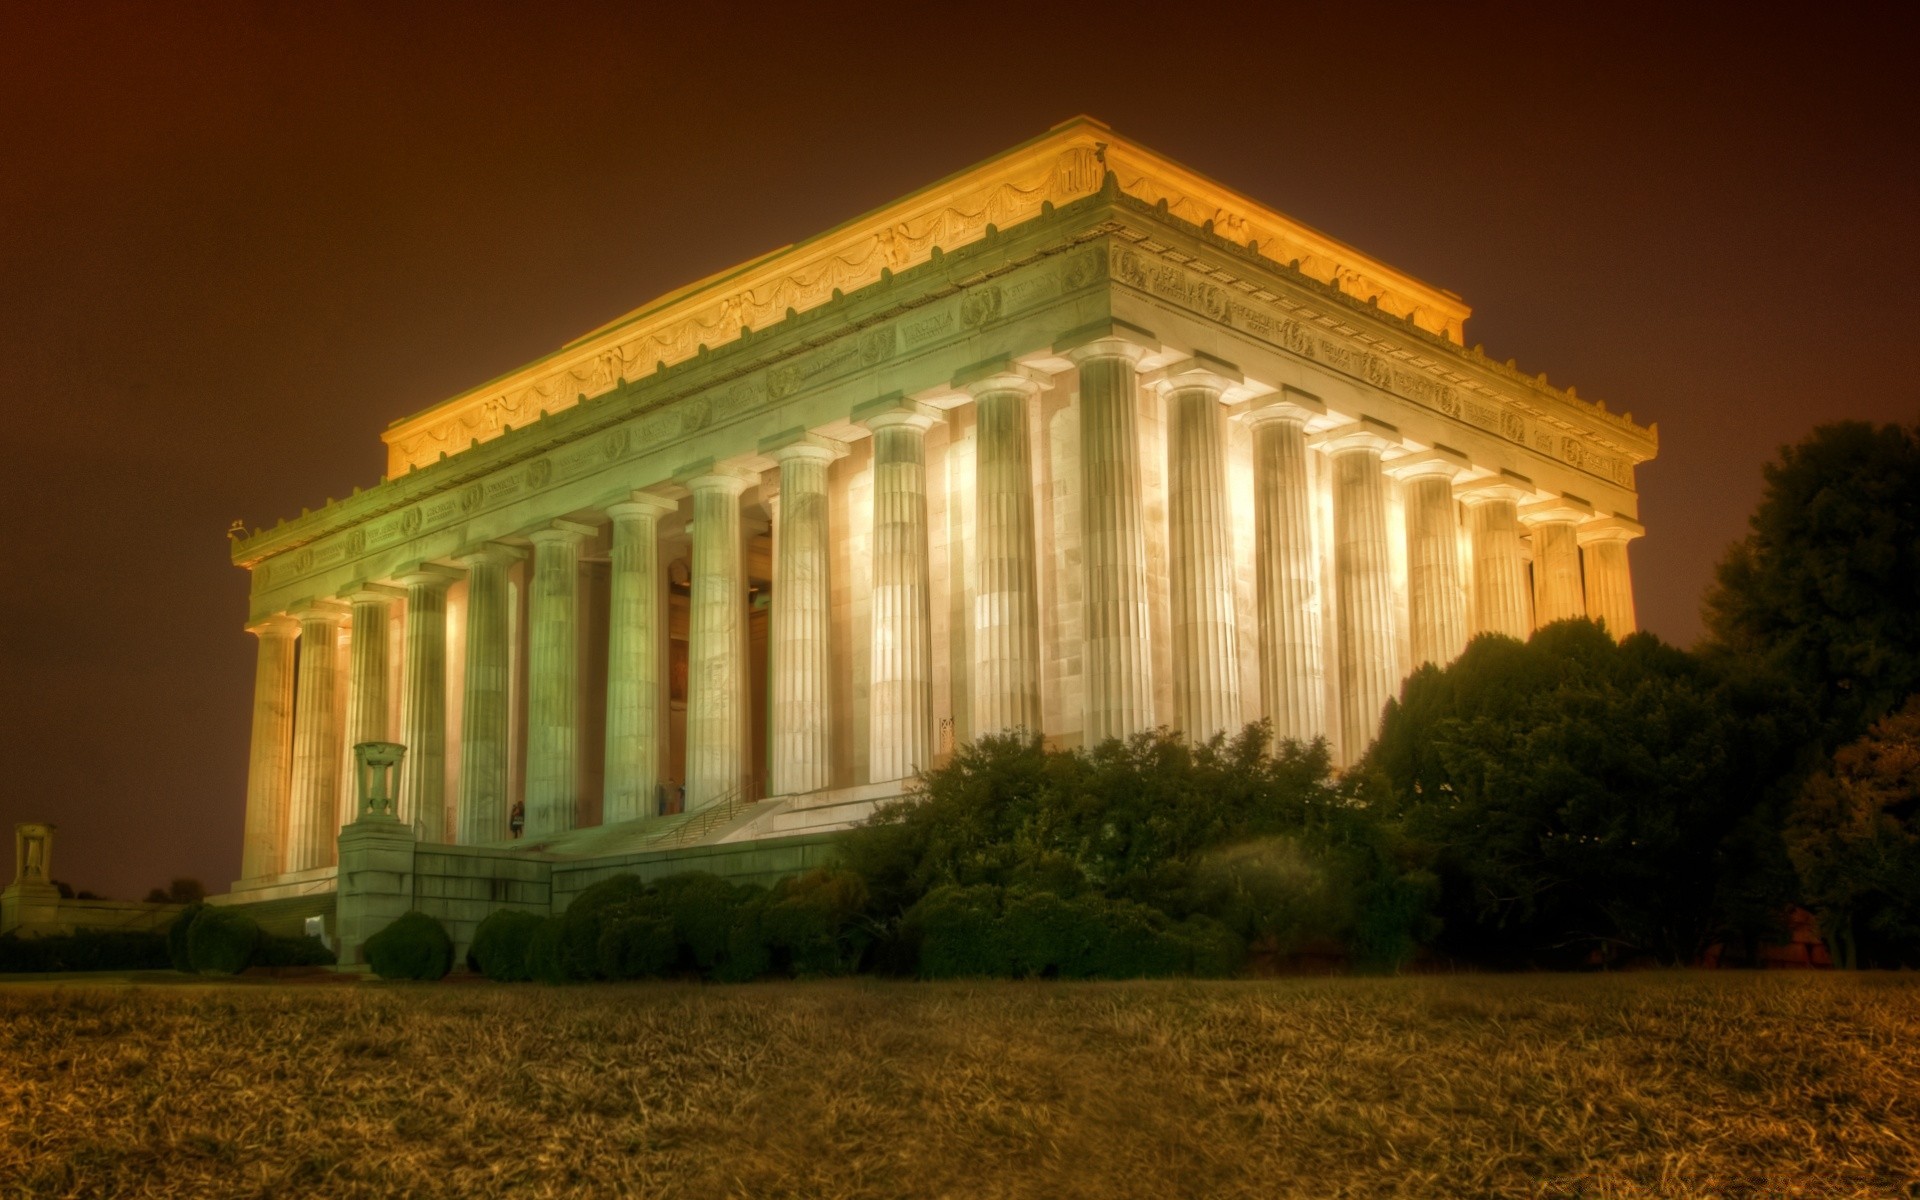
[2,972,1917,1198]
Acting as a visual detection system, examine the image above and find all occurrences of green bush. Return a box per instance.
[469,909,544,982]
[1176,916,1246,978]
[1001,890,1110,979]
[597,914,676,980]
[525,917,569,984]
[653,873,765,970]
[186,907,261,975]
[254,934,337,968]
[558,875,651,980]
[363,911,452,981]
[0,930,171,973]
[909,885,1012,978]
[167,901,205,972]
[760,868,870,977]
[715,896,771,983]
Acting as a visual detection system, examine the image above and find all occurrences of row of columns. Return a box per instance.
[241,340,1641,879]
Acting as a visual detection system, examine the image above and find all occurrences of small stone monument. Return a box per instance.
[337,742,416,965]
[1,822,62,935]
[352,741,407,821]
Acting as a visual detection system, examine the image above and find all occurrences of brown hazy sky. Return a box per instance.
[3,3,1915,899]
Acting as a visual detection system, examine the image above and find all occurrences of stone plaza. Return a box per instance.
[183,118,1655,959]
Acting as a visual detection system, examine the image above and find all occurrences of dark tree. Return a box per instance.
[1704,421,1920,745]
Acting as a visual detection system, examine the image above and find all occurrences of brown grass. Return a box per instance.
[1,973,1917,1199]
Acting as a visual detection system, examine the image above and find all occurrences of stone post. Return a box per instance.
[2,823,62,935]
[860,400,940,783]
[1317,421,1401,766]
[1061,324,1156,745]
[336,742,415,967]
[1522,495,1594,628]
[1386,449,1472,669]
[240,615,299,880]
[767,438,843,796]
[1241,394,1327,749]
[1579,515,1643,639]
[685,470,753,810]
[603,494,677,821]
[1153,356,1243,742]
[526,522,593,837]
[1458,476,1536,642]
[397,569,456,843]
[959,362,1048,738]
[456,546,518,843]
[286,603,348,872]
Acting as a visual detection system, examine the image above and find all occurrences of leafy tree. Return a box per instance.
[1786,697,1920,968]
[1366,619,1799,966]
[1704,421,1920,745]
[144,878,206,905]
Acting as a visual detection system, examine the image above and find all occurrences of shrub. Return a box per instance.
[1001,890,1110,979]
[714,896,771,983]
[469,909,544,982]
[558,875,651,980]
[597,914,676,980]
[254,934,337,968]
[0,930,171,973]
[653,873,765,970]
[363,911,452,981]
[167,901,206,972]
[186,907,262,975]
[1176,916,1245,978]
[909,885,1011,978]
[761,868,870,976]
[525,917,570,984]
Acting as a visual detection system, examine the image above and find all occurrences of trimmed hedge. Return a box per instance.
[908,885,1246,979]
[469,909,544,982]
[0,930,171,973]
[557,875,651,980]
[760,868,871,976]
[167,901,205,972]
[255,933,337,968]
[597,914,676,980]
[526,917,568,984]
[364,911,453,981]
[186,907,262,975]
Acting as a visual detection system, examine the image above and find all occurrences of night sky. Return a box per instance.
[3,4,1914,899]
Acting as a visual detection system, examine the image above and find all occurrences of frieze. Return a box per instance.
[903,310,954,346]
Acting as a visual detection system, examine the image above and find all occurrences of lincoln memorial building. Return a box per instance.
[225,118,1655,932]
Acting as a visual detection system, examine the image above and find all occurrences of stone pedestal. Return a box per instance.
[335,817,416,967]
[1156,357,1243,742]
[1242,394,1327,749]
[1,822,61,935]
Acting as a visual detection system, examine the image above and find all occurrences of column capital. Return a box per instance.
[760,430,850,464]
[1456,472,1537,506]
[606,492,680,522]
[854,395,941,433]
[953,356,1052,399]
[527,518,597,544]
[1142,352,1244,399]
[1520,494,1596,527]
[1055,318,1158,365]
[1577,514,1646,545]
[394,562,465,590]
[1311,418,1402,456]
[247,614,301,639]
[292,600,350,625]
[1384,446,1473,482]
[338,582,406,604]
[679,465,757,496]
[1238,390,1328,429]
[454,542,527,567]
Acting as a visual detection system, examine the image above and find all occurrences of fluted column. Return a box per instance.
[862,402,939,782]
[397,569,455,843]
[343,586,399,754]
[286,603,348,872]
[1579,516,1643,639]
[961,363,1047,737]
[1242,395,1327,748]
[768,439,842,795]
[1318,422,1400,766]
[457,546,518,843]
[1387,450,1471,669]
[1522,496,1593,628]
[526,522,591,836]
[604,494,676,821]
[1459,477,1535,642]
[685,471,752,810]
[1064,331,1155,744]
[240,615,299,880]
[1155,357,1242,741]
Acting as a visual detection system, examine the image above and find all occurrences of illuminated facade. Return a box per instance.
[229,118,1655,901]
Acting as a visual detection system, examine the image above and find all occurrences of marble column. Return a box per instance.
[1387,450,1471,669]
[768,439,842,795]
[398,569,455,843]
[1522,496,1593,628]
[343,586,400,754]
[240,615,299,880]
[1155,357,1242,741]
[862,403,939,782]
[1065,333,1155,744]
[526,522,592,836]
[603,494,676,821]
[1242,395,1327,748]
[457,546,518,843]
[1319,422,1400,766]
[286,603,348,872]
[961,364,1047,738]
[1458,477,1535,642]
[685,471,752,811]
[1579,516,1643,640]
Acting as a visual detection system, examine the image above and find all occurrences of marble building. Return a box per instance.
[228,117,1655,894]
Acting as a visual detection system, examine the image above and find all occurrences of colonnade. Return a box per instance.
[239,338,1641,881]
